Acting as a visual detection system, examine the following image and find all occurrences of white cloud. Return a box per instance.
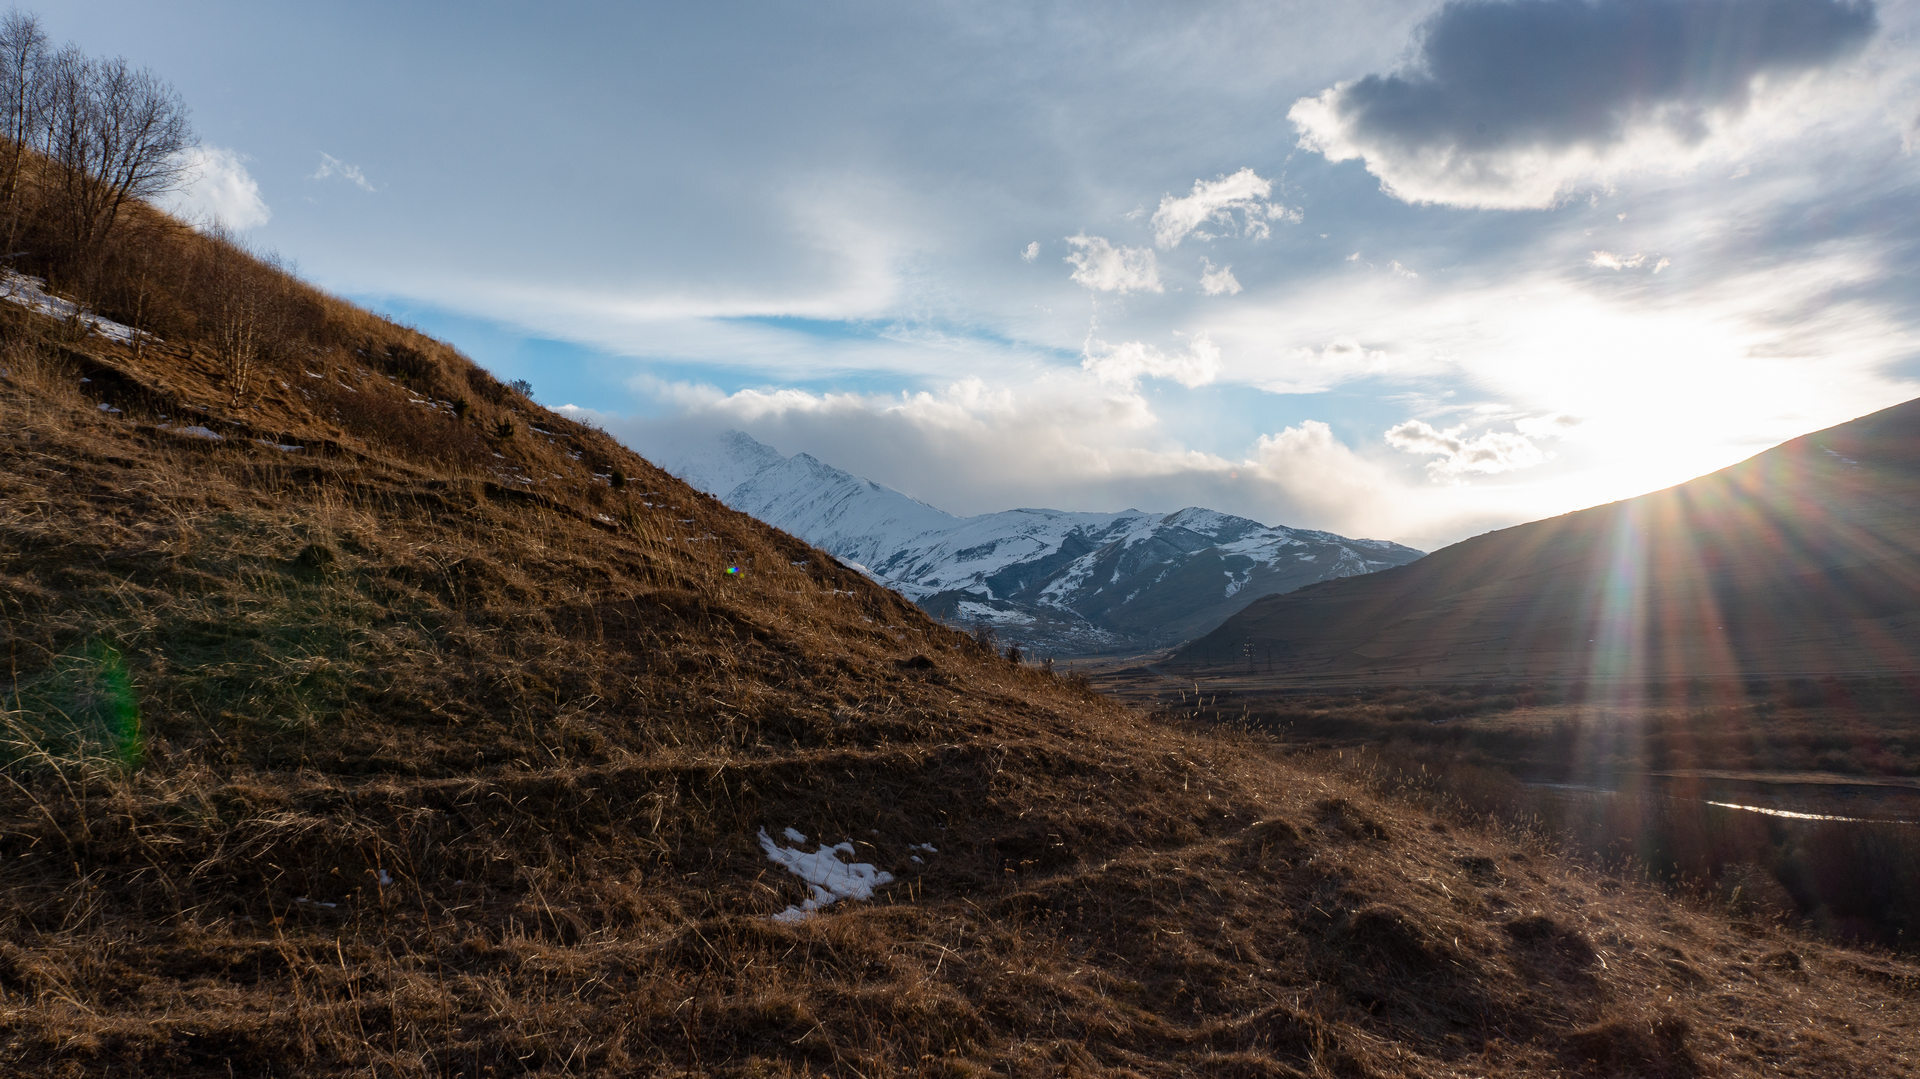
[159,146,270,230]
[312,152,376,192]
[1081,333,1220,389]
[1151,168,1282,248]
[1245,421,1404,527]
[1199,258,1242,296]
[1021,240,1040,262]
[612,373,1476,545]
[1590,250,1666,271]
[1386,419,1551,480]
[619,373,1190,514]
[1063,234,1161,293]
[1251,337,1407,395]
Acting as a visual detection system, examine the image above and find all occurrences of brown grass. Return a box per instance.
[0,204,1917,1076]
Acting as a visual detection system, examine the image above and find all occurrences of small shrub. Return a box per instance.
[970,624,997,654]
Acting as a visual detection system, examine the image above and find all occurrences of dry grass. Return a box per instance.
[0,217,1917,1076]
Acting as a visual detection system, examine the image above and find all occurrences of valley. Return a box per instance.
[1090,665,1920,951]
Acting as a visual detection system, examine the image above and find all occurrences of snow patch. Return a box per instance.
[956,600,1034,626]
[1,271,150,344]
[759,828,894,923]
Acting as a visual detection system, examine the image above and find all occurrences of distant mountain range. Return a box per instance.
[1171,397,1920,683]
[658,431,1422,655]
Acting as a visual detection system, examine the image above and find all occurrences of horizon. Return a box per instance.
[36,0,1920,549]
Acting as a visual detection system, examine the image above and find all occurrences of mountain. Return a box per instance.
[656,431,1423,654]
[1170,397,1920,683]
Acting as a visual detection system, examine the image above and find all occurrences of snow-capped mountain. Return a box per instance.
[655,431,1423,654]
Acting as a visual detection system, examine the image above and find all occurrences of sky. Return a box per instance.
[37,0,1920,549]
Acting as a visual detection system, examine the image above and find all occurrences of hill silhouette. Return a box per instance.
[1172,398,1920,685]
[1,162,1917,1074]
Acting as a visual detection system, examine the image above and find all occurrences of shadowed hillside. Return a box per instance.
[2,192,1919,1074]
[1171,398,1920,685]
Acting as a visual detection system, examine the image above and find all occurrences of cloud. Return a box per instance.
[1081,333,1221,388]
[1252,337,1406,395]
[1386,418,1551,479]
[1588,250,1671,272]
[1290,0,1878,209]
[1064,234,1162,293]
[159,146,270,230]
[1151,167,1290,248]
[610,374,1473,545]
[312,151,377,192]
[1245,421,1406,527]
[1021,241,1040,262]
[616,373,1192,516]
[1588,250,1645,270]
[1199,258,1242,296]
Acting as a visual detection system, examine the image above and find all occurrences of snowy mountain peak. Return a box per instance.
[656,430,1423,654]
[665,429,787,499]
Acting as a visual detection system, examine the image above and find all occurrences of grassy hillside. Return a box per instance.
[1170,398,1920,685]
[2,208,1919,1075]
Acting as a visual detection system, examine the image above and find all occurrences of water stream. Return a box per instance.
[1522,776,1920,826]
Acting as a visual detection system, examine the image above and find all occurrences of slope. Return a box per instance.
[660,430,1422,654]
[1,209,1917,1076]
[1171,397,1920,684]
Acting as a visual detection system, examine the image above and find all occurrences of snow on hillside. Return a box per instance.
[656,430,1423,654]
[1,271,149,345]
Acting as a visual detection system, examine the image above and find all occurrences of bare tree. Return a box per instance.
[0,8,48,250]
[39,47,192,266]
[199,229,290,407]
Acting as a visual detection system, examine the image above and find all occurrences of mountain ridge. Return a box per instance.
[656,429,1423,653]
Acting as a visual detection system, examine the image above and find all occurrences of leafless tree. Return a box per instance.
[39,46,192,265]
[0,8,48,250]
[200,229,290,407]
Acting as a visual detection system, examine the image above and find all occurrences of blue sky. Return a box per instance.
[38,0,1920,548]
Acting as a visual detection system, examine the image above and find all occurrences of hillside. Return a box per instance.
[1171,397,1920,684]
[2,215,1918,1075]
[657,430,1421,655]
